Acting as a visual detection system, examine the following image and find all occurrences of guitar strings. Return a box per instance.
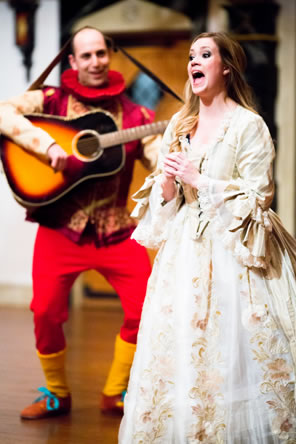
[75,121,169,150]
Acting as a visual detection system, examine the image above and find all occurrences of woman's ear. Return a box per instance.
[223,66,230,75]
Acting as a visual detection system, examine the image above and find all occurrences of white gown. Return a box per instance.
[119,105,296,443]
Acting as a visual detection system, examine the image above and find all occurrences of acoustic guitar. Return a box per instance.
[0,110,168,208]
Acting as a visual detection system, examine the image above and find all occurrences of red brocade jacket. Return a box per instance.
[0,70,160,246]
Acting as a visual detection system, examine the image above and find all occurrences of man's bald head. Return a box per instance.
[71,27,112,55]
[68,26,112,88]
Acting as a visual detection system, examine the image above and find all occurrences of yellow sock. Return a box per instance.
[103,334,136,396]
[37,349,70,398]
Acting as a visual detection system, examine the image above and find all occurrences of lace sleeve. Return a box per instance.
[131,174,181,249]
[130,113,182,249]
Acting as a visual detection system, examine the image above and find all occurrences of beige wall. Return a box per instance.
[275,0,296,235]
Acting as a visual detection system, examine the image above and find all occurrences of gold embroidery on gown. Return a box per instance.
[119,105,296,443]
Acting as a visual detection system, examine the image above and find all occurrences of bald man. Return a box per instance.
[0,27,160,419]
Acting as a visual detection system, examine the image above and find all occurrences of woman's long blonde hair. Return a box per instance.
[170,32,257,152]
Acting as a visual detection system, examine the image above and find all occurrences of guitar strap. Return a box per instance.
[28,33,184,103]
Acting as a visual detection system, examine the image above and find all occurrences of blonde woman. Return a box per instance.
[119,32,296,443]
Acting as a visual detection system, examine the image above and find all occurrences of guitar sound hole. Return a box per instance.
[72,129,103,162]
[77,134,99,157]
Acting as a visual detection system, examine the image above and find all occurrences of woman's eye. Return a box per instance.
[189,55,194,61]
[202,52,211,58]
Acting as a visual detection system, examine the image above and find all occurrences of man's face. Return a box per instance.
[69,29,111,88]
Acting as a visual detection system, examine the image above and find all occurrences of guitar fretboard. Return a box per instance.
[99,120,169,149]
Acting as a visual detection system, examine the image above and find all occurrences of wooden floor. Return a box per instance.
[0,299,125,444]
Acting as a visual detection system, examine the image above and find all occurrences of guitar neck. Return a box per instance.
[99,120,169,149]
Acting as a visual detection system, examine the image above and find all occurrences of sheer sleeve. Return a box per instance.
[130,113,183,249]
[197,113,275,268]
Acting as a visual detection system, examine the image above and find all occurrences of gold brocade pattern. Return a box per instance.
[68,206,136,236]
[240,270,296,442]
[188,240,226,443]
[67,94,123,129]
[94,206,136,237]
[67,209,89,233]
[131,251,176,443]
[64,95,129,236]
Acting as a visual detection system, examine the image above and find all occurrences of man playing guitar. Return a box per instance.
[0,26,160,419]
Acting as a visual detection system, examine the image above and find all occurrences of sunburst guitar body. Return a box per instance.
[0,111,168,208]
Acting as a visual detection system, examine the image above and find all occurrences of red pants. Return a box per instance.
[31,226,151,354]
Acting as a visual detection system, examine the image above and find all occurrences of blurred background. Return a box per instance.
[0,0,295,304]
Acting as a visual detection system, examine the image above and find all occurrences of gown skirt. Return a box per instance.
[119,200,296,444]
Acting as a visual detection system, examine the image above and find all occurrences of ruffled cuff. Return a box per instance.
[198,179,272,269]
[131,171,182,249]
[130,169,161,219]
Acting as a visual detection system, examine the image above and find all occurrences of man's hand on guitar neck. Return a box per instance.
[47,143,68,172]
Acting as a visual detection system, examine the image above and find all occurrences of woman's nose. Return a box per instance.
[191,56,199,66]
